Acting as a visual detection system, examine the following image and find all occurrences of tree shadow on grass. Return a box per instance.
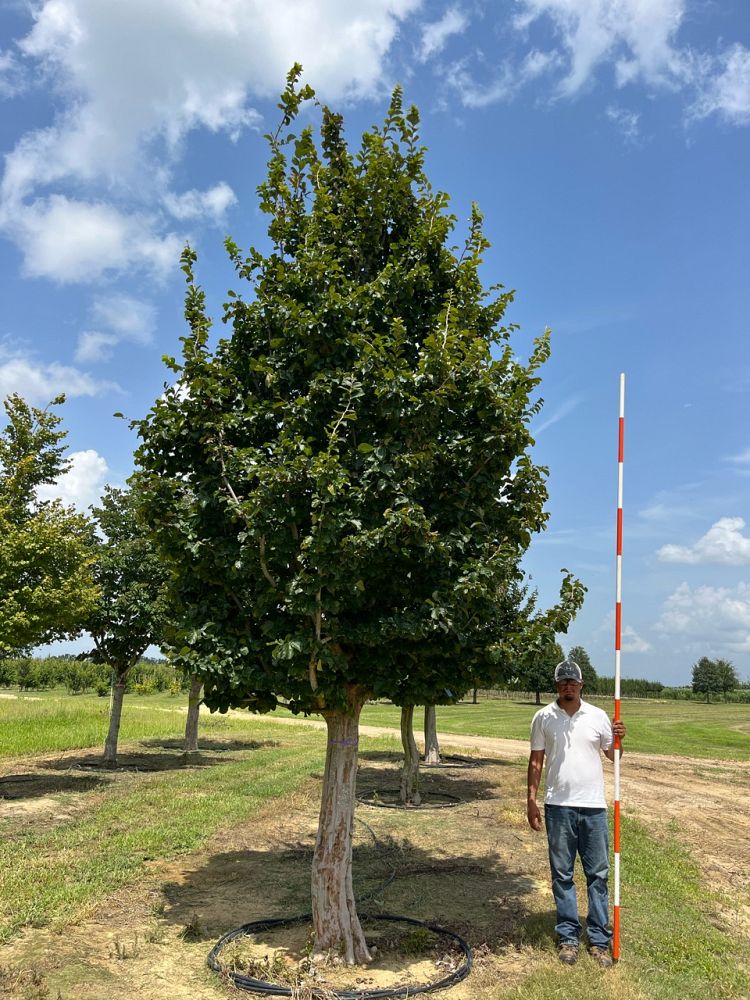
[0,771,109,800]
[355,761,503,806]
[358,749,513,769]
[159,834,538,955]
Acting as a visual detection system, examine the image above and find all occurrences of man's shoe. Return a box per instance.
[589,945,614,968]
[558,941,579,965]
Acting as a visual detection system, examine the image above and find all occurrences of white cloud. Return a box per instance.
[1,194,182,284]
[164,182,237,223]
[533,394,583,436]
[75,294,158,362]
[728,447,750,466]
[657,517,750,566]
[446,48,563,108]
[74,331,118,364]
[418,7,468,63]
[37,448,109,512]
[0,353,119,402]
[621,625,652,654]
[515,0,688,96]
[691,44,750,126]
[91,295,157,343]
[605,104,640,141]
[657,581,750,653]
[1,0,421,282]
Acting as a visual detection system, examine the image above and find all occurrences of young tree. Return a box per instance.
[568,645,598,693]
[516,640,565,704]
[713,658,738,700]
[692,656,722,703]
[134,70,581,963]
[0,394,98,657]
[83,485,169,766]
[183,674,204,754]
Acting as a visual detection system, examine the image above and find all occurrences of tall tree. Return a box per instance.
[692,656,723,703]
[82,485,169,766]
[713,658,738,700]
[516,639,565,705]
[568,645,598,693]
[134,69,581,963]
[0,394,97,657]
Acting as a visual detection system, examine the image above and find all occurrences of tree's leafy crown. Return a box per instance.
[134,67,584,715]
[0,394,98,656]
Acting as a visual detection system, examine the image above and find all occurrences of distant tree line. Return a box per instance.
[0,655,185,697]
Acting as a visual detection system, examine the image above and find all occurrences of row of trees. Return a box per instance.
[3,72,588,962]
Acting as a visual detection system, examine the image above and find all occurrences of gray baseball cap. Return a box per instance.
[554,659,583,683]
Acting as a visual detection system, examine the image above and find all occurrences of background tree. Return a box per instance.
[713,658,738,700]
[568,644,598,693]
[516,639,565,704]
[692,656,723,703]
[134,70,581,963]
[0,394,98,657]
[82,485,169,766]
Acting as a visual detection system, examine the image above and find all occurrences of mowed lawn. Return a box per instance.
[1,688,748,760]
[359,696,750,760]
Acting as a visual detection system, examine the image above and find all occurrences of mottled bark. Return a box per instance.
[103,669,128,766]
[399,705,421,805]
[423,704,441,765]
[183,675,203,753]
[311,690,372,965]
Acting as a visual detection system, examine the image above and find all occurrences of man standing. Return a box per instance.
[526,658,626,968]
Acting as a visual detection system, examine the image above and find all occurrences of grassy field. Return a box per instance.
[0,690,748,999]
[358,696,750,759]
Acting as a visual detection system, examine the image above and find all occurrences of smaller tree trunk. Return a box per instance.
[103,667,129,767]
[400,705,421,805]
[423,704,441,766]
[535,690,542,705]
[183,675,203,754]
[311,692,372,965]
[472,687,478,704]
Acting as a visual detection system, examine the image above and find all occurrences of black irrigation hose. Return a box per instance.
[356,789,463,810]
[207,818,473,997]
[420,755,480,770]
[207,912,472,998]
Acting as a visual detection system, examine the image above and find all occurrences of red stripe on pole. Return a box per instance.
[616,508,623,555]
[618,417,624,462]
[614,800,621,851]
[614,697,621,724]
[615,603,621,649]
[613,907,621,960]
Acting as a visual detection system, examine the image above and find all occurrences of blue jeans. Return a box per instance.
[544,805,612,948]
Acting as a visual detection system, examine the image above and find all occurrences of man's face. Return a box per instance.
[555,679,583,703]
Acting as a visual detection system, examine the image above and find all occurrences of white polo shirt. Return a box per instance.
[530,699,613,808]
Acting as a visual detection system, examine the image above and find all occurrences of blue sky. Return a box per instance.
[1,1,748,686]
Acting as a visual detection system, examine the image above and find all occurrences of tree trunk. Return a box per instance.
[400,705,421,805]
[183,674,203,753]
[423,704,441,766]
[103,668,128,766]
[472,687,478,704]
[535,690,541,705]
[311,691,372,965]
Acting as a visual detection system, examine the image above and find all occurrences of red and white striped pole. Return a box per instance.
[613,373,625,961]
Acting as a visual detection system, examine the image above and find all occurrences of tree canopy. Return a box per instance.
[0,394,97,657]
[692,656,738,702]
[133,68,583,961]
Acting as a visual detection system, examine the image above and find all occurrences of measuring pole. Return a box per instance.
[613,373,625,960]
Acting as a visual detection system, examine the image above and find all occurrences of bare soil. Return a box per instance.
[0,721,748,999]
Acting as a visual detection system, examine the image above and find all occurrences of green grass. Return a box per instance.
[3,689,748,760]
[0,727,322,942]
[0,689,264,757]
[507,815,749,1000]
[355,698,750,760]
